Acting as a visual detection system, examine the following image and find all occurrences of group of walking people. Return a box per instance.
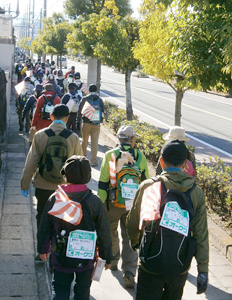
[18,55,208,300]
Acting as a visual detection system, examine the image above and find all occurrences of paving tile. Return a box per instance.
[0,274,37,296]
[0,239,34,254]
[1,225,33,239]
[0,254,35,273]
[3,195,30,204]
[1,214,32,226]
[3,204,31,214]
[5,180,21,188]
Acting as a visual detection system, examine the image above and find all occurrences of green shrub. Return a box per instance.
[197,157,232,216]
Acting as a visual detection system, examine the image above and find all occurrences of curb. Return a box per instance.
[101,124,232,264]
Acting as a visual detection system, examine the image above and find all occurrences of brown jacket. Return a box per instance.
[21,122,83,191]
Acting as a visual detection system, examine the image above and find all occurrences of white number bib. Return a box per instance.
[160,202,189,237]
[91,110,100,122]
[66,230,97,260]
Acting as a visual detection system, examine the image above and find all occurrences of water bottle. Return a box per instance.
[54,230,66,255]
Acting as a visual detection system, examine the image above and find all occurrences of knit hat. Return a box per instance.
[52,104,69,118]
[33,84,43,92]
[68,82,77,90]
[61,155,91,184]
[162,126,189,142]
[161,139,187,166]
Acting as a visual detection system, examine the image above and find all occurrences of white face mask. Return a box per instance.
[68,77,73,83]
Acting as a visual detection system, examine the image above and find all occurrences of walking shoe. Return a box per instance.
[123,271,135,289]
[91,161,98,167]
[110,265,118,271]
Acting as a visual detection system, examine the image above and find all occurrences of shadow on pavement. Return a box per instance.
[110,269,136,298]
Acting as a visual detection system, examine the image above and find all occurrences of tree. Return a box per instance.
[39,13,71,67]
[31,35,45,57]
[64,0,132,19]
[133,1,232,125]
[93,11,139,120]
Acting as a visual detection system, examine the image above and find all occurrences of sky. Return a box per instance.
[2,0,143,19]
[2,0,143,36]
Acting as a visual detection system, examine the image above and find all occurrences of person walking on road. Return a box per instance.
[77,84,104,167]
[98,125,149,288]
[38,155,112,300]
[126,139,209,300]
[62,83,82,135]
[31,83,61,133]
[21,104,83,232]
[156,126,196,177]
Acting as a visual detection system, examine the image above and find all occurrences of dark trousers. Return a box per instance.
[67,112,79,134]
[52,268,93,300]
[136,267,188,300]
[35,188,55,230]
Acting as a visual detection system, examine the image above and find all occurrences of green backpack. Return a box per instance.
[113,148,142,210]
[39,128,72,183]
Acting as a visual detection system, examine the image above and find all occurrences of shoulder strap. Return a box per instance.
[134,150,142,167]
[59,128,73,139]
[45,128,55,137]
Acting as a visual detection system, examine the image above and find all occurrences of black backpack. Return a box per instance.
[19,90,30,107]
[139,178,197,278]
[57,78,65,95]
[39,128,72,183]
[41,94,56,120]
[52,194,96,268]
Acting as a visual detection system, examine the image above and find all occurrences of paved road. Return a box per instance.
[0,74,231,299]
[66,60,232,166]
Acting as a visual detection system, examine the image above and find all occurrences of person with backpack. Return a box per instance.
[31,83,61,132]
[126,139,209,300]
[77,84,104,167]
[156,126,197,177]
[47,74,63,98]
[56,69,67,97]
[21,104,83,235]
[65,65,75,79]
[16,76,34,131]
[97,125,149,288]
[15,60,23,83]
[62,83,82,135]
[74,72,88,97]
[37,155,112,300]
[22,83,43,135]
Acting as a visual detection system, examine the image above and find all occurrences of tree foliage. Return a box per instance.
[64,0,132,19]
[134,0,232,125]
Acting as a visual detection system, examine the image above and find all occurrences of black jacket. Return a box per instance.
[37,186,112,273]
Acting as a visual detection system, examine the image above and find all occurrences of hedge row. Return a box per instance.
[104,101,232,223]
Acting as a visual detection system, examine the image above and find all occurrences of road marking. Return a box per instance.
[101,90,232,158]
[102,76,232,122]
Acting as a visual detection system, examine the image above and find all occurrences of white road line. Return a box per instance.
[102,76,232,122]
[101,90,232,158]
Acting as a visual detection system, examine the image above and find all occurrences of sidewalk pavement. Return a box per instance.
[0,77,231,299]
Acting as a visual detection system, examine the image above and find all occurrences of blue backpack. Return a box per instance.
[89,97,102,124]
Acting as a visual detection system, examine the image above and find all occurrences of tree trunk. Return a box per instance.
[60,54,62,69]
[96,58,101,94]
[51,54,53,62]
[175,88,184,126]
[125,69,133,120]
[57,55,59,68]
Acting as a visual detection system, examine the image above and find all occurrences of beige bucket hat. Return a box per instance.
[162,126,190,142]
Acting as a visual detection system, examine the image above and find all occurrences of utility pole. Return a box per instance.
[44,0,47,18]
[31,0,35,40]
[28,0,31,38]
[40,8,42,29]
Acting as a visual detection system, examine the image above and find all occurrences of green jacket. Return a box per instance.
[98,144,149,203]
[126,170,209,273]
